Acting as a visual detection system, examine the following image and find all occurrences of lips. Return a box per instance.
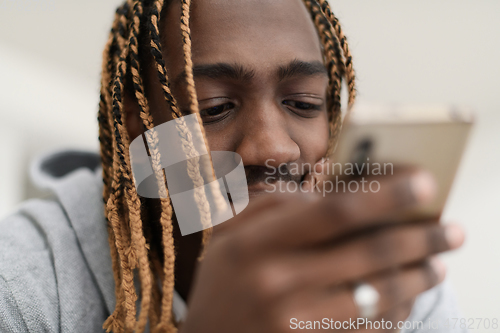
[246,180,301,199]
[242,165,307,200]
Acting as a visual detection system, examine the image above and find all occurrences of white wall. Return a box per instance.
[331,1,500,324]
[0,0,119,216]
[0,0,498,328]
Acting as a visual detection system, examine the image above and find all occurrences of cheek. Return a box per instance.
[203,124,237,152]
[294,113,330,163]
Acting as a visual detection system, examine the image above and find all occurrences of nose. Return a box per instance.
[235,102,300,169]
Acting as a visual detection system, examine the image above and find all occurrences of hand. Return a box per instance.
[179,169,464,333]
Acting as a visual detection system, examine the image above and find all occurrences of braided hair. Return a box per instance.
[98,0,356,332]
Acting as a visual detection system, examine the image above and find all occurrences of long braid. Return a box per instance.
[100,5,134,333]
[99,13,119,207]
[148,0,181,118]
[116,3,158,332]
[103,225,126,333]
[112,55,140,331]
[317,0,356,149]
[107,4,143,331]
[147,2,185,331]
[100,2,132,207]
[315,0,356,108]
[303,0,343,155]
[179,0,225,258]
[131,1,178,331]
[304,0,356,154]
[302,0,356,154]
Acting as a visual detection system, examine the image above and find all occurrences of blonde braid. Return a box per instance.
[302,0,356,155]
[101,6,136,333]
[110,58,140,331]
[179,0,219,255]
[315,0,356,108]
[315,0,356,150]
[303,0,343,155]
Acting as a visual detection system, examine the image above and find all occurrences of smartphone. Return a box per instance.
[331,104,474,220]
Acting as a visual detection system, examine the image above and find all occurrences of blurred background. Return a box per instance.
[0,0,498,328]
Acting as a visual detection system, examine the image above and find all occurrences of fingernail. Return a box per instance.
[409,171,437,204]
[429,257,447,281]
[445,224,465,249]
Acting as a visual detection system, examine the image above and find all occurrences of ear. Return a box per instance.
[124,93,144,141]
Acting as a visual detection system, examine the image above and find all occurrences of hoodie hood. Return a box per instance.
[27,149,187,322]
[30,149,101,192]
[28,149,116,315]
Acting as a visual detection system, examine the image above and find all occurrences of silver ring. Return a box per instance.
[353,282,380,319]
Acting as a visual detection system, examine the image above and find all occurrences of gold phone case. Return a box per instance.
[332,105,474,220]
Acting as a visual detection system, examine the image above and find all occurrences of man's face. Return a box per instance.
[141,0,329,200]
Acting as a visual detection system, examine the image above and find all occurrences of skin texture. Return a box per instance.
[125,0,465,331]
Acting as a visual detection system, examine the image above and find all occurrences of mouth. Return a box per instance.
[246,179,303,199]
[242,165,308,201]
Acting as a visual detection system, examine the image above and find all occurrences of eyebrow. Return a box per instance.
[174,63,256,86]
[174,59,328,86]
[277,59,328,82]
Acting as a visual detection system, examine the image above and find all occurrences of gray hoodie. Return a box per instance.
[0,150,466,332]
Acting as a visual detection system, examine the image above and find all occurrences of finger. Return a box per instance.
[263,223,463,291]
[366,258,445,315]
[280,258,445,327]
[213,191,300,234]
[249,169,437,249]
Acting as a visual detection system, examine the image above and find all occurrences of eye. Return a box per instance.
[282,99,323,117]
[199,102,235,123]
[283,100,318,110]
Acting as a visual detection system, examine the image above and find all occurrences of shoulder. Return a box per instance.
[0,199,70,332]
[0,187,110,332]
[0,199,71,283]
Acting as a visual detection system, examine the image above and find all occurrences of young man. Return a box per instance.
[0,0,466,332]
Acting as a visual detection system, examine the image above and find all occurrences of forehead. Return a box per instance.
[163,0,323,75]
